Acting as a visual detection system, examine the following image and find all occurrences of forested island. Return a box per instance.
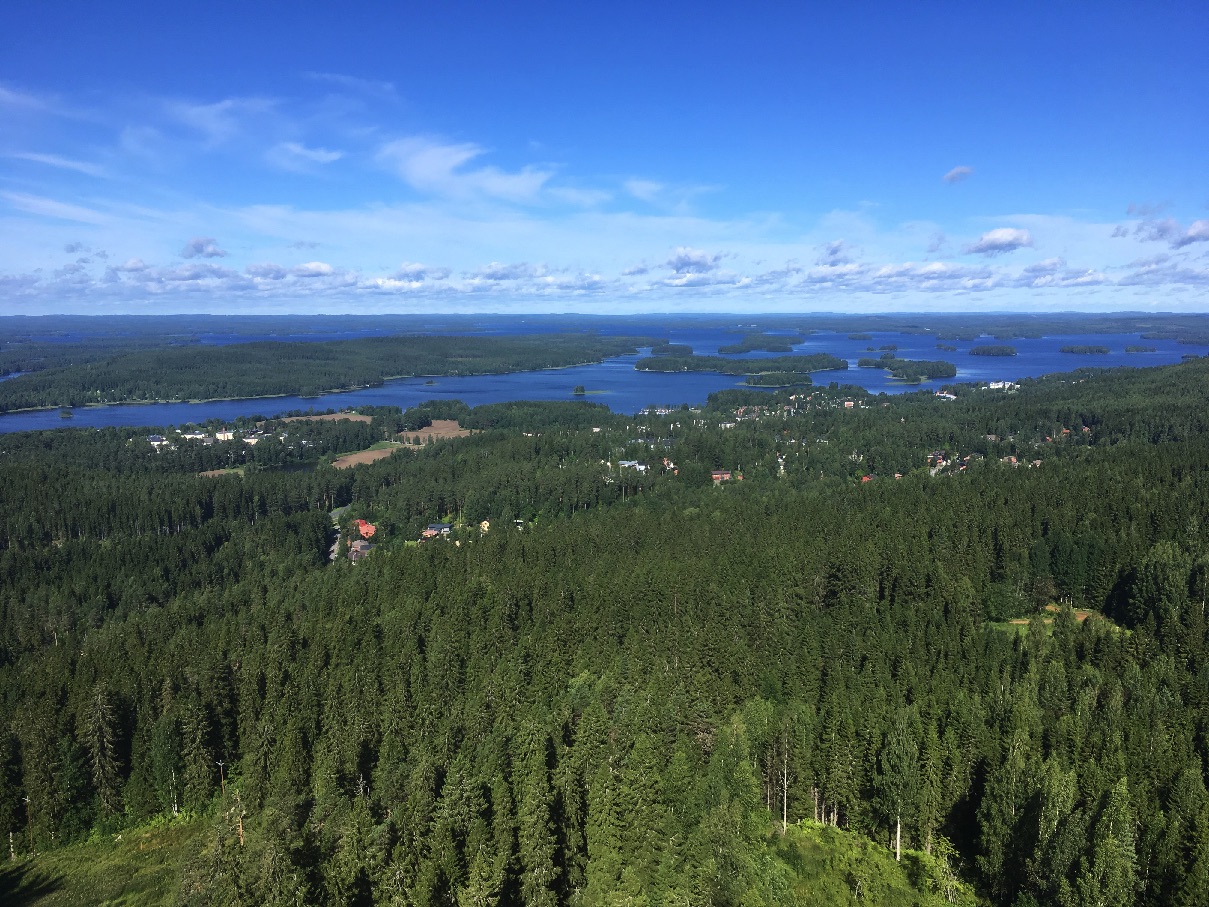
[0,334,651,413]
[3,351,1209,905]
[1060,345,1111,355]
[634,352,847,375]
[717,333,807,354]
[857,354,957,382]
[969,345,1018,357]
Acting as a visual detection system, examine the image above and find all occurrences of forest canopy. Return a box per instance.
[2,350,1209,905]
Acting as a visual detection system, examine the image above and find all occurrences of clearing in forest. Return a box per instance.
[398,419,472,444]
[331,443,403,468]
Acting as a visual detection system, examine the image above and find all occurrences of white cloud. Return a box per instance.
[2,191,108,224]
[943,166,973,183]
[166,97,274,146]
[9,152,108,178]
[393,263,450,281]
[292,261,335,277]
[1172,219,1209,249]
[625,179,664,202]
[666,247,721,274]
[180,237,227,259]
[469,261,547,281]
[305,72,397,98]
[114,258,148,272]
[246,263,288,280]
[266,141,343,171]
[816,240,855,266]
[377,137,552,203]
[966,228,1033,256]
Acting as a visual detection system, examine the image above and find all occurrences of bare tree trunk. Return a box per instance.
[895,814,901,862]
[782,743,789,832]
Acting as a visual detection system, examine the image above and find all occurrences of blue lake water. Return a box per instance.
[0,329,1203,434]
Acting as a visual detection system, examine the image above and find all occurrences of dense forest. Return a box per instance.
[3,356,1209,905]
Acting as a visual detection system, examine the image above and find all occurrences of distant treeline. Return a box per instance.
[0,334,651,412]
[635,352,848,375]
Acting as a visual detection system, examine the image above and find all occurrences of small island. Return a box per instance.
[1126,345,1157,353]
[936,343,958,352]
[857,354,956,382]
[1060,345,1110,355]
[969,345,1018,357]
[572,385,586,395]
[717,333,805,354]
[635,352,847,376]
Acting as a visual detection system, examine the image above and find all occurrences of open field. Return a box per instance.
[399,419,472,444]
[331,442,403,468]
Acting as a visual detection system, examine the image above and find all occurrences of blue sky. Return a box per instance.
[2,1,1207,315]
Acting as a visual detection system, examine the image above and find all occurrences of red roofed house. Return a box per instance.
[355,519,376,539]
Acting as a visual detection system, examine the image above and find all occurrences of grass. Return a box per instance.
[775,821,975,906]
[0,816,205,907]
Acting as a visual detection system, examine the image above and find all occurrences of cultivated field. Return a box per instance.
[398,419,472,444]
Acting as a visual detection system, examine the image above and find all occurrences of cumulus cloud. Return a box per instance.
[114,258,149,272]
[1134,218,1181,243]
[377,137,551,203]
[246,263,288,280]
[816,240,855,266]
[292,261,335,277]
[469,261,547,281]
[180,237,227,259]
[64,241,85,253]
[966,228,1033,256]
[926,232,946,254]
[666,247,721,274]
[943,166,973,183]
[1133,217,1209,249]
[393,263,450,281]
[622,263,650,276]
[1172,220,1209,249]
[1111,226,1129,238]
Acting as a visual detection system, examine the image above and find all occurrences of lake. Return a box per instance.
[0,328,1203,433]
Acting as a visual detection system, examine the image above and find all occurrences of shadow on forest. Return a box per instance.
[0,861,63,906]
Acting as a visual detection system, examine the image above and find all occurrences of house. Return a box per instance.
[711,470,732,484]
[215,430,235,441]
[422,523,453,539]
[349,539,372,562]
[618,460,648,473]
[355,519,376,539]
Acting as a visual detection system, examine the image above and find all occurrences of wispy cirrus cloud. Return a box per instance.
[943,165,973,183]
[8,151,108,178]
[2,191,108,224]
[166,97,275,146]
[377,137,552,203]
[265,141,343,171]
